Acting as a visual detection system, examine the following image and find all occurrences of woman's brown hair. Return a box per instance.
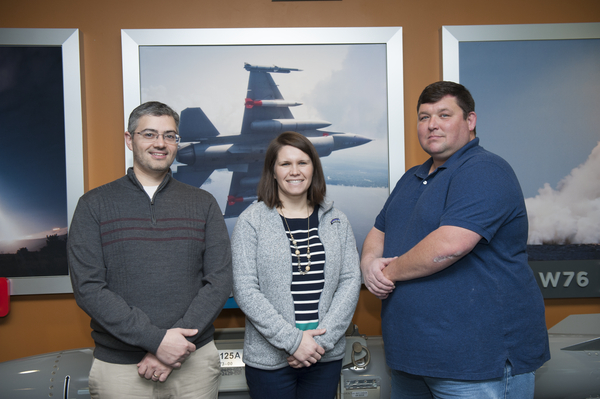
[257,131,326,209]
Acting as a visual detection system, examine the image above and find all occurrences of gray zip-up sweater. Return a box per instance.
[232,201,361,370]
[68,168,232,364]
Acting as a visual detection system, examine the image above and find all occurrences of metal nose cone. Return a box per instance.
[332,134,373,150]
[176,144,196,165]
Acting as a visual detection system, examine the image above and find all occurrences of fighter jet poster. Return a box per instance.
[444,24,600,298]
[137,42,392,251]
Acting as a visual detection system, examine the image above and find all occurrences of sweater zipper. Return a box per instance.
[150,195,157,225]
[149,177,169,226]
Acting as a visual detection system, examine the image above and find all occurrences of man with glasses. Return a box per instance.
[68,101,232,398]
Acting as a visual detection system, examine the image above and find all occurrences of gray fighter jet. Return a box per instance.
[173,63,372,218]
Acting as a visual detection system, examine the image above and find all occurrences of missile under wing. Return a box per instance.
[173,63,372,218]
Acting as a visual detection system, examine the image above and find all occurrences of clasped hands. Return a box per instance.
[361,256,396,300]
[287,329,326,369]
[137,327,198,382]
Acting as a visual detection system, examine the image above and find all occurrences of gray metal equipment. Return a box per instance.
[214,328,250,399]
[534,313,600,399]
[0,330,252,399]
[1,315,600,398]
[338,324,391,399]
[0,347,93,398]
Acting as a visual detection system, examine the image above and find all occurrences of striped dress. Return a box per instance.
[280,208,325,331]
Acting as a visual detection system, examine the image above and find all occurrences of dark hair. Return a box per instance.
[417,81,476,134]
[127,101,180,133]
[257,131,326,209]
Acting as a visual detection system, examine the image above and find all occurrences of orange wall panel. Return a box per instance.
[1,0,599,362]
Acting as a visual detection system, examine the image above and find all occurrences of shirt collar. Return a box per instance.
[414,137,480,180]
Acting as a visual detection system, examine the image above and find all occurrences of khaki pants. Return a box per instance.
[89,340,221,399]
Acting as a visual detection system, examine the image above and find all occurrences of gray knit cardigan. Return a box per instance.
[232,201,361,370]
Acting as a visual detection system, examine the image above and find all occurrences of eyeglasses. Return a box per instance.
[134,131,181,144]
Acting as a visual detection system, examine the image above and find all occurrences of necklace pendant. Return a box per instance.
[295,249,300,255]
[305,265,311,272]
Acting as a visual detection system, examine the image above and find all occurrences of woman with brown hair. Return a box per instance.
[232,131,361,399]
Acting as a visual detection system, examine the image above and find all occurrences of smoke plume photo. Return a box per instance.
[459,38,600,261]
[526,141,600,246]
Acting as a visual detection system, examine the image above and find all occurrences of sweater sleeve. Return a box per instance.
[68,197,166,354]
[313,211,361,351]
[170,195,233,335]
[231,209,304,356]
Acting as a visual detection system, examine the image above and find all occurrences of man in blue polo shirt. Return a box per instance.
[361,81,550,398]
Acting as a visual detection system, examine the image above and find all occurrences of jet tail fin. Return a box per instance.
[179,107,220,142]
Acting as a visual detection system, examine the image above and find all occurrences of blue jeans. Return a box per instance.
[391,361,535,399]
[245,359,342,399]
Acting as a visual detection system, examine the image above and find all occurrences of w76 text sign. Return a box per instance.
[529,260,599,298]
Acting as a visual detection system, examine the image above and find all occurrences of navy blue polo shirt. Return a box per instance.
[375,138,550,380]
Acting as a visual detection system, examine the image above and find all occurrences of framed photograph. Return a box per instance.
[122,27,404,253]
[0,28,84,295]
[442,23,600,298]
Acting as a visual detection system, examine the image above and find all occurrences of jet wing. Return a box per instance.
[240,67,295,135]
[224,162,263,218]
[172,166,213,189]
